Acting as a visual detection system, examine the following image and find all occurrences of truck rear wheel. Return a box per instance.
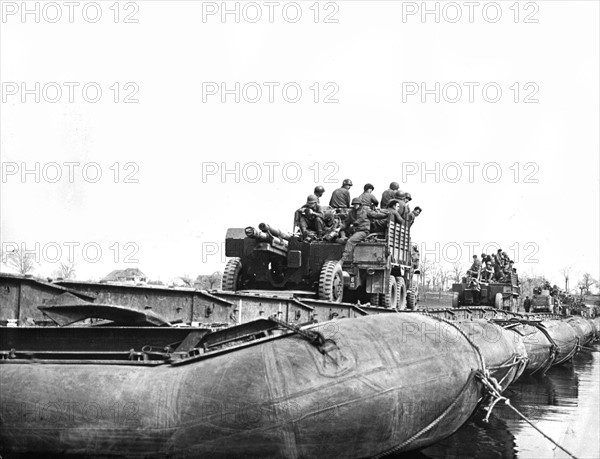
[222,258,243,291]
[383,276,398,309]
[395,277,407,310]
[319,261,344,303]
[406,289,417,310]
[452,292,460,308]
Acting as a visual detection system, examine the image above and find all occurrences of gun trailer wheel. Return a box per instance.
[319,260,344,303]
[222,257,243,291]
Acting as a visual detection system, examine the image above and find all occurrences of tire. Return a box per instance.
[494,292,503,309]
[319,260,344,303]
[222,258,243,291]
[395,277,407,310]
[406,289,417,310]
[383,276,398,309]
[452,291,460,308]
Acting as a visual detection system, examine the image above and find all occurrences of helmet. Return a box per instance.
[342,179,353,187]
[314,185,325,195]
[405,192,412,201]
[323,210,335,220]
[387,199,399,208]
[351,197,362,205]
[306,194,319,204]
[389,182,400,190]
[395,191,406,199]
[363,183,374,192]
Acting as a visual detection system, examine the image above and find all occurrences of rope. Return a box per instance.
[476,371,579,459]
[267,315,327,352]
[371,371,479,459]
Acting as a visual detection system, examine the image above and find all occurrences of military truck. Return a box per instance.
[222,214,418,309]
[531,288,556,313]
[452,272,520,312]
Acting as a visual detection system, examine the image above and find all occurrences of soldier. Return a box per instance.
[295,194,324,242]
[329,179,353,208]
[481,260,494,282]
[339,198,371,263]
[370,199,406,233]
[394,191,409,219]
[411,244,420,271]
[313,185,325,204]
[403,192,413,217]
[358,183,379,208]
[524,296,532,313]
[407,206,422,227]
[322,210,342,242]
[467,255,481,278]
[381,182,400,209]
[469,277,482,304]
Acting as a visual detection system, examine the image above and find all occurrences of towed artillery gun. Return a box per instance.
[222,211,419,309]
[452,270,520,311]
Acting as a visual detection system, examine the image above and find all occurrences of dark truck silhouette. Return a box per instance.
[222,212,418,309]
[452,269,520,311]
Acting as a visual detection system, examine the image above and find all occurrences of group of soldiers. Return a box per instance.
[465,250,517,285]
[295,180,422,263]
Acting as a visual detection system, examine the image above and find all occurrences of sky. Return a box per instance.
[1,1,599,289]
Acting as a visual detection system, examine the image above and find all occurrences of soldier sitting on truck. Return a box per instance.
[358,183,379,209]
[295,194,324,242]
[321,210,342,242]
[369,199,406,233]
[500,261,514,282]
[329,179,353,210]
[339,198,371,263]
[381,182,400,209]
[313,185,325,204]
[481,260,494,282]
[466,255,482,278]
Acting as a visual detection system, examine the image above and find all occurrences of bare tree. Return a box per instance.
[54,260,77,280]
[179,274,195,288]
[439,267,450,291]
[577,273,596,295]
[451,262,464,283]
[559,266,572,292]
[208,271,223,289]
[419,257,435,290]
[1,246,37,275]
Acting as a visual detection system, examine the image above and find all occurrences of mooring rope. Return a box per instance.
[476,371,579,459]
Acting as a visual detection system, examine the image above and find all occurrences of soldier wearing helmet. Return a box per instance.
[295,194,324,241]
[329,179,353,208]
[381,182,401,209]
[339,197,371,263]
[369,199,406,233]
[313,185,325,204]
[358,183,379,209]
[322,209,342,242]
[394,190,409,219]
[403,192,413,217]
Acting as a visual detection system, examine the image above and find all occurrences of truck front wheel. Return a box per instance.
[319,260,344,303]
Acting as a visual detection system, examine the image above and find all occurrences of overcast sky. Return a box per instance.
[1,1,598,288]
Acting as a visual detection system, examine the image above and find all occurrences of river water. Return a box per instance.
[395,342,600,459]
